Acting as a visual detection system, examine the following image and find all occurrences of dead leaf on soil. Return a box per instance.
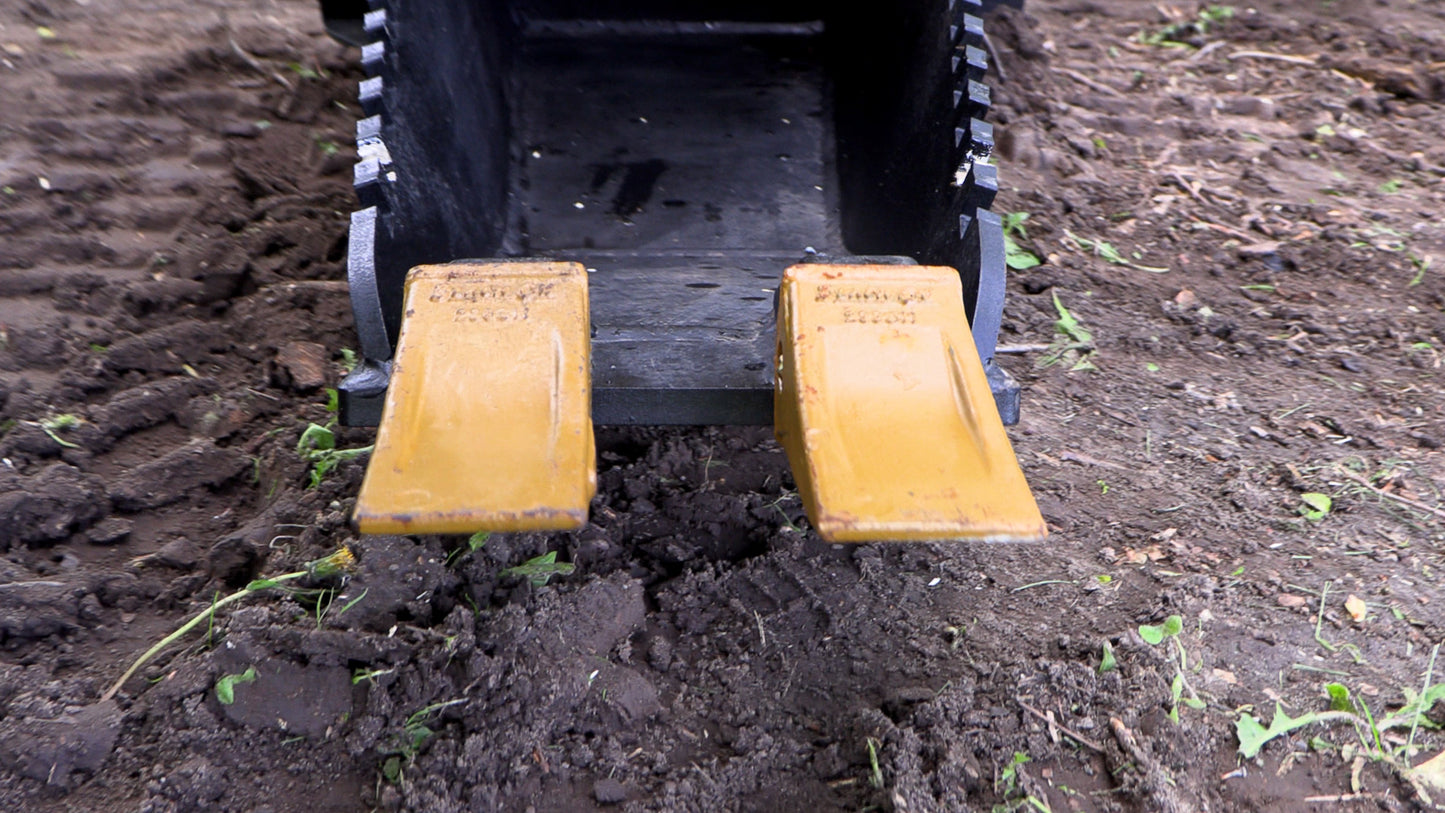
[1344,594,1367,623]
[1237,241,1281,258]
[1413,749,1445,795]
[1121,545,1167,564]
[1213,668,1238,685]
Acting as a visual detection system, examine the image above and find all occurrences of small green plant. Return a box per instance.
[1064,230,1168,273]
[1379,179,1403,194]
[1311,581,1366,664]
[1236,645,1445,801]
[297,421,373,488]
[765,490,805,533]
[215,666,258,705]
[36,414,84,449]
[1198,5,1235,25]
[381,699,467,784]
[501,551,574,586]
[1098,641,1118,673]
[339,347,359,374]
[352,666,395,685]
[1299,492,1333,521]
[1139,5,1235,47]
[1409,253,1431,287]
[1041,292,1095,371]
[1138,615,1205,722]
[311,586,368,629]
[445,531,491,566]
[287,61,324,80]
[103,548,356,701]
[993,752,1050,812]
[1002,212,1041,271]
[866,737,885,789]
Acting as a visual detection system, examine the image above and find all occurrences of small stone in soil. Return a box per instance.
[151,537,198,570]
[272,340,328,393]
[593,777,628,805]
[86,517,133,546]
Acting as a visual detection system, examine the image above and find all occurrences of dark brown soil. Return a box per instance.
[1,1,1443,811]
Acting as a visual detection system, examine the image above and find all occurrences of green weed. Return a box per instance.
[1041,292,1095,371]
[445,531,491,567]
[1003,212,1041,270]
[501,551,574,586]
[352,667,395,685]
[866,737,885,789]
[287,61,324,80]
[382,699,467,784]
[308,585,368,629]
[1099,641,1118,673]
[1299,492,1333,521]
[1236,644,1444,807]
[297,421,373,488]
[103,547,356,701]
[766,490,805,533]
[215,666,258,705]
[38,413,84,448]
[1409,253,1430,287]
[1138,5,1235,47]
[1138,615,1205,722]
[1312,581,1366,665]
[1064,230,1168,273]
[993,752,1051,812]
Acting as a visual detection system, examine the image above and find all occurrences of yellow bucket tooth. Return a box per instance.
[354,261,596,535]
[774,264,1046,543]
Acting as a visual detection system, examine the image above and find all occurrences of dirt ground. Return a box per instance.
[1,0,1443,810]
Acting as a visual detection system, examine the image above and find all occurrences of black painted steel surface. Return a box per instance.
[334,0,1020,427]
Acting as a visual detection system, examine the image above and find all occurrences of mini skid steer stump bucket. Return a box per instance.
[335,0,1046,542]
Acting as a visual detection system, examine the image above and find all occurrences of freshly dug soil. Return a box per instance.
[0,1,1442,811]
